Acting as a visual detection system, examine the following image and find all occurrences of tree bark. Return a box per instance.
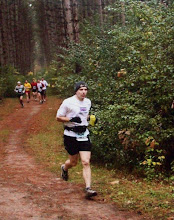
[62,0,74,41]
[72,0,79,42]
[121,1,125,26]
[96,0,104,27]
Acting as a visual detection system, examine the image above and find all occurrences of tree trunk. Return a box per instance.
[121,1,125,26]
[62,0,74,41]
[0,0,9,65]
[0,0,4,65]
[96,0,103,27]
[72,0,79,43]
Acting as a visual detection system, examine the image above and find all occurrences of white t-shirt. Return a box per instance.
[41,80,48,90]
[56,95,91,137]
[37,82,43,92]
[14,85,25,94]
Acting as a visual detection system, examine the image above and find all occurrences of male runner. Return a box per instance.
[14,81,25,107]
[41,77,48,102]
[56,81,97,199]
[31,78,37,100]
[37,79,44,104]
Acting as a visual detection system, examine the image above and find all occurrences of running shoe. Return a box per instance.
[61,164,68,181]
[21,103,24,108]
[85,187,97,199]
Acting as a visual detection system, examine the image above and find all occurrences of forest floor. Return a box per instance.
[0,97,173,220]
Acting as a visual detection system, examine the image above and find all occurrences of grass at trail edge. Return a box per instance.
[0,98,19,149]
[23,96,174,220]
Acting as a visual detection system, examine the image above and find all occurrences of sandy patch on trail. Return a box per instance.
[0,99,150,220]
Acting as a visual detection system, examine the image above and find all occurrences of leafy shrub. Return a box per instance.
[50,0,174,177]
[0,66,35,98]
[0,66,25,98]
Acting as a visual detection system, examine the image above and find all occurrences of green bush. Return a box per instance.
[50,0,174,177]
[0,66,25,98]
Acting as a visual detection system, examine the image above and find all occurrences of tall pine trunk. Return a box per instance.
[62,0,74,41]
[96,0,103,27]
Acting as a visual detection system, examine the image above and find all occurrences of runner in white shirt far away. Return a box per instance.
[37,79,44,104]
[14,81,25,107]
[41,77,48,102]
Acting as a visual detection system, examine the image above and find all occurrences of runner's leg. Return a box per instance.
[26,92,29,102]
[43,90,46,101]
[38,92,42,103]
[61,154,79,181]
[64,154,79,171]
[20,96,24,107]
[34,92,37,100]
[79,151,91,188]
[41,91,44,103]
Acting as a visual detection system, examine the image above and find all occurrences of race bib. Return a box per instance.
[76,133,88,142]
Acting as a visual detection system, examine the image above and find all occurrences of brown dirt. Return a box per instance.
[0,99,151,220]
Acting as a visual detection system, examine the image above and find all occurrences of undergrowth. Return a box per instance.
[25,96,174,220]
[0,98,18,121]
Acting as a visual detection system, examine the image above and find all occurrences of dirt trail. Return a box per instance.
[0,100,149,220]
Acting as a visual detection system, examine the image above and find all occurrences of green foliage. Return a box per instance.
[0,66,25,98]
[49,1,174,177]
[141,146,166,180]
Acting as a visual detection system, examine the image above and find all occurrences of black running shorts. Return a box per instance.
[42,90,46,95]
[17,93,24,98]
[38,91,43,94]
[64,135,92,155]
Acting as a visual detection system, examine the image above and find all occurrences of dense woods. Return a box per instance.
[0,0,172,71]
[48,0,174,179]
[34,0,116,66]
[0,0,34,73]
[0,0,173,179]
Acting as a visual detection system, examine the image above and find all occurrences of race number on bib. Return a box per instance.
[76,133,88,142]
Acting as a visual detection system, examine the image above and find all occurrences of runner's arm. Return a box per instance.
[56,100,70,122]
[56,116,70,122]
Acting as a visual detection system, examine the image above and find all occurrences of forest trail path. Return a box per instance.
[0,99,149,220]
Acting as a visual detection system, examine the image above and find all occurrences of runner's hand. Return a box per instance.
[70,117,82,123]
